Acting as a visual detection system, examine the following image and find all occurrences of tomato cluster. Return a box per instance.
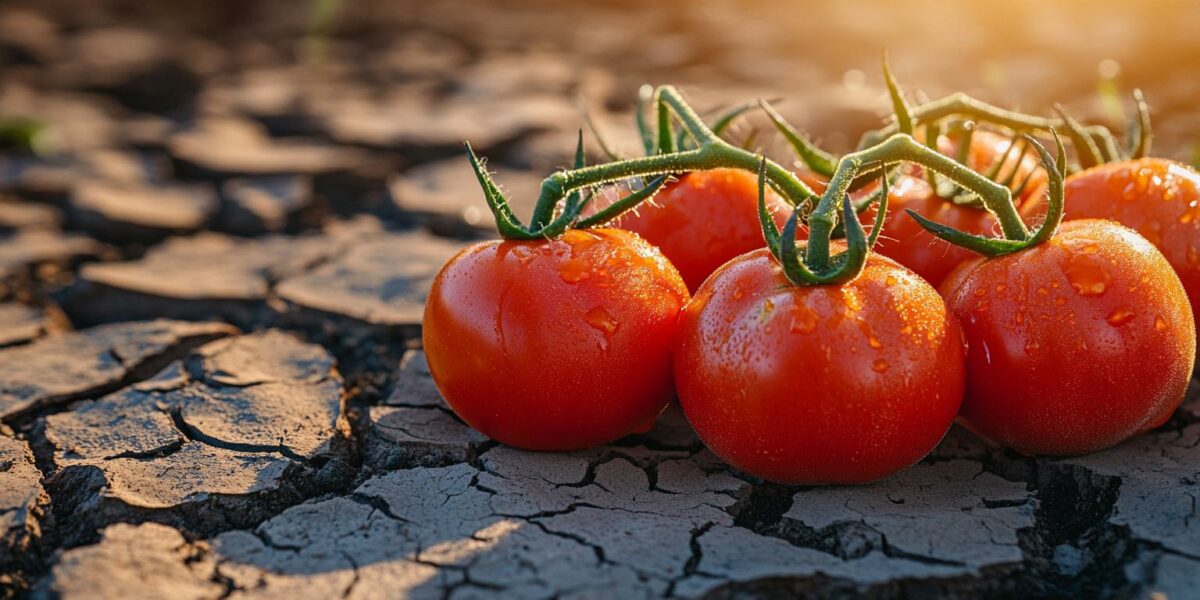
[422,75,1196,486]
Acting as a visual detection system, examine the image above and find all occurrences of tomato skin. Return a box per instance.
[674,248,965,484]
[1062,158,1200,333]
[601,168,791,292]
[866,175,995,288]
[944,220,1195,456]
[423,229,690,451]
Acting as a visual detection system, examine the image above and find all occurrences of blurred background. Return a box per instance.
[4,0,1200,154]
[2,0,1199,297]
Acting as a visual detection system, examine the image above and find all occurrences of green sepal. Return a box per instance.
[882,53,913,136]
[573,176,667,230]
[1054,104,1103,169]
[759,99,837,177]
[1127,89,1152,160]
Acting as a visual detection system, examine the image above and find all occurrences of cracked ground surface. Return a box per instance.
[2,0,1200,598]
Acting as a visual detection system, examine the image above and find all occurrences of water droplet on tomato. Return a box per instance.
[1064,252,1111,296]
[1122,181,1138,201]
[732,287,745,300]
[788,302,818,334]
[994,282,1007,292]
[885,274,898,287]
[1135,167,1156,193]
[1025,338,1040,354]
[1154,315,1168,331]
[1179,199,1200,224]
[872,359,890,373]
[512,246,536,264]
[584,306,619,348]
[1106,308,1135,327]
[842,290,863,312]
[558,258,592,283]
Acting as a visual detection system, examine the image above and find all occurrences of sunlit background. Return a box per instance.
[4,0,1200,161]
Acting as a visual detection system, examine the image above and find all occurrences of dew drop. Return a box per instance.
[584,306,620,347]
[872,359,890,373]
[885,274,899,287]
[1063,252,1111,297]
[994,282,1007,292]
[512,246,536,264]
[843,290,863,312]
[1122,181,1138,201]
[1106,308,1135,327]
[788,302,818,334]
[558,257,592,283]
[1154,315,1168,331]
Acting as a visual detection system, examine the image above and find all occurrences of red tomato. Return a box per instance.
[595,168,792,291]
[1061,158,1200,333]
[423,229,690,451]
[866,175,996,288]
[674,248,965,484]
[942,219,1195,456]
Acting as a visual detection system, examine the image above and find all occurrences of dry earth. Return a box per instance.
[1,1,1199,598]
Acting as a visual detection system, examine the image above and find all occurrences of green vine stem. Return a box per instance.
[908,132,1067,257]
[805,133,1028,271]
[858,88,1151,173]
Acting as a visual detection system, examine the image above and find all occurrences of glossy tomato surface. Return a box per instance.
[866,175,997,288]
[1063,158,1200,332]
[600,168,791,291]
[674,248,965,484]
[423,229,690,451]
[943,220,1195,455]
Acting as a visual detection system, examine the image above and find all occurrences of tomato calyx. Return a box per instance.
[908,131,1068,258]
[466,131,669,241]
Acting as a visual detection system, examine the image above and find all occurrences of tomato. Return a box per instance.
[593,168,792,291]
[423,228,690,451]
[866,175,997,288]
[1061,158,1200,333]
[942,219,1195,455]
[673,247,965,484]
